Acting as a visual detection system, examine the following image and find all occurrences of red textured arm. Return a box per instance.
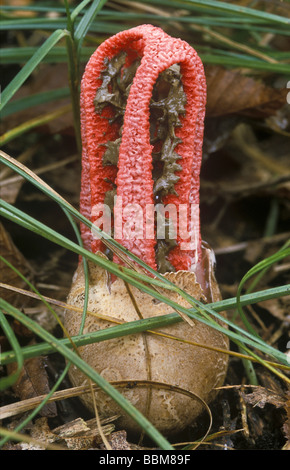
[80,24,206,272]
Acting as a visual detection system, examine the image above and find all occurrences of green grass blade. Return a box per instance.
[0,29,68,111]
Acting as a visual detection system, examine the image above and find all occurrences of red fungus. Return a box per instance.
[80,24,206,275]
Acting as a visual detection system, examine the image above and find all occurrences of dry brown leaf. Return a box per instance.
[205,65,287,118]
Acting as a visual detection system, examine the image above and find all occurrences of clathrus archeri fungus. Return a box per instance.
[65,25,229,437]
